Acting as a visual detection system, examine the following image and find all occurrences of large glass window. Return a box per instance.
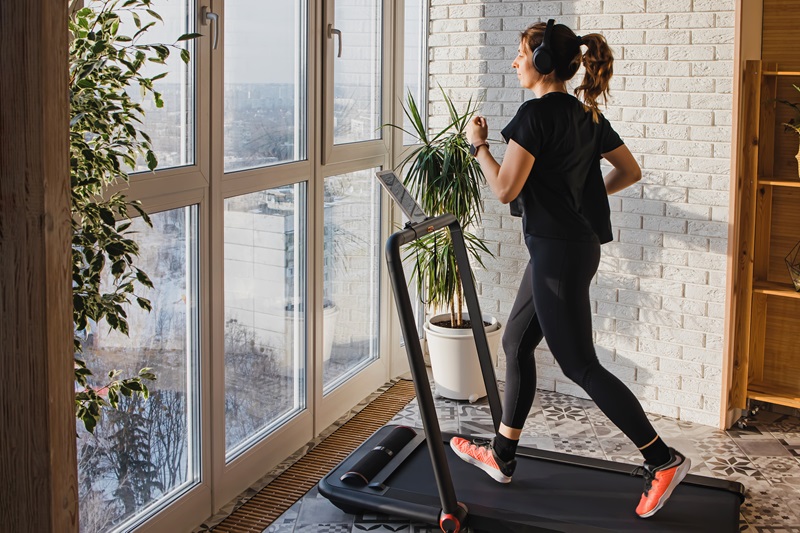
[224,1,307,172]
[119,0,196,172]
[333,0,382,145]
[76,206,200,533]
[403,0,427,146]
[224,184,307,460]
[323,169,381,391]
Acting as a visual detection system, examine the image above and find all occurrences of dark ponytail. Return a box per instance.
[574,33,614,122]
[520,22,614,122]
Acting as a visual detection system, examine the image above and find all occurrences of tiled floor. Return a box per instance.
[253,387,800,533]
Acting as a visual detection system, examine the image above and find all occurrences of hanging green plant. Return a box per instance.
[70,0,199,433]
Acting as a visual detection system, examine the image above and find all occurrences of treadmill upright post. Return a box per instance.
[447,221,503,432]
[385,214,467,527]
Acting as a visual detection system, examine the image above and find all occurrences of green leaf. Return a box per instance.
[145,150,157,171]
[177,32,202,42]
[180,48,190,64]
[135,297,152,312]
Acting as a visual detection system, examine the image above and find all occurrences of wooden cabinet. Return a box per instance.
[731,60,800,411]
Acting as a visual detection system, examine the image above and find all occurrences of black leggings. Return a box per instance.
[502,235,658,449]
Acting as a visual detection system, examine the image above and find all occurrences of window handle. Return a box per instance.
[201,6,219,50]
[328,24,342,58]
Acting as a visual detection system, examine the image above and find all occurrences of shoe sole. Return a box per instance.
[637,457,692,518]
[449,439,512,484]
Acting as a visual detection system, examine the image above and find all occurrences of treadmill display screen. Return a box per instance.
[376,170,428,225]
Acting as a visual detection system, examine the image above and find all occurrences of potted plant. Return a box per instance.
[70,0,198,432]
[386,89,503,401]
[777,83,800,177]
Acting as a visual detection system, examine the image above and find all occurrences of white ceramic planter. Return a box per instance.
[323,304,339,362]
[424,313,503,401]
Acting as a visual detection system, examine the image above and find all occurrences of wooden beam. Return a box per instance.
[0,0,77,531]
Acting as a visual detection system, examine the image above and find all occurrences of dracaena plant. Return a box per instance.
[385,88,493,328]
[70,0,198,432]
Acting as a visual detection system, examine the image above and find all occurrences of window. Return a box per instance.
[223,185,308,460]
[332,0,383,145]
[403,0,428,146]
[224,1,307,171]
[77,207,200,532]
[323,168,382,392]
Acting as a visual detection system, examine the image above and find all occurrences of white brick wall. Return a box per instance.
[426,0,734,426]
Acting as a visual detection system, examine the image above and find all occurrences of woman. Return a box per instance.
[449,20,690,519]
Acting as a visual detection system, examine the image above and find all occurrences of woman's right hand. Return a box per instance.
[467,116,489,146]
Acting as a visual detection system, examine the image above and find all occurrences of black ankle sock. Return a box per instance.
[640,436,671,467]
[493,433,519,462]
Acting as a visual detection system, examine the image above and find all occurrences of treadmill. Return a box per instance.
[319,170,745,532]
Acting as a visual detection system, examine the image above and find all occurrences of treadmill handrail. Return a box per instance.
[385,213,503,523]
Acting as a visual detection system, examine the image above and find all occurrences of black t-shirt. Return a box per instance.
[500,92,623,244]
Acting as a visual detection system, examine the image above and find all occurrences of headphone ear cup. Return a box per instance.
[532,19,556,75]
[532,48,554,75]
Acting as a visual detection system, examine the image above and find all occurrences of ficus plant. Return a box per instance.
[386,88,493,328]
[777,84,800,136]
[70,0,199,433]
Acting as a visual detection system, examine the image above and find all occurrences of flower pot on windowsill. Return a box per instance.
[286,301,340,365]
[424,313,503,402]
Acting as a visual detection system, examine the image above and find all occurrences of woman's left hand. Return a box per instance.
[467,116,489,145]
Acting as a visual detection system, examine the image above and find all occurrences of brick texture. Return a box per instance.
[426,0,734,427]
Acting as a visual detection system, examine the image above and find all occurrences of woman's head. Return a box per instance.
[517,21,614,120]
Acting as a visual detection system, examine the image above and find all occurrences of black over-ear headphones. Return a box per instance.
[532,19,556,74]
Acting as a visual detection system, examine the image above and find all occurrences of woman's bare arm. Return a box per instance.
[474,140,534,204]
[602,144,641,195]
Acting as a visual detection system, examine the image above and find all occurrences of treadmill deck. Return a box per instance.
[320,424,745,532]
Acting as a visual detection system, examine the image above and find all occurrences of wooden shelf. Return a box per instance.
[753,280,800,299]
[747,385,800,410]
[763,70,800,77]
[759,178,800,188]
[732,61,800,421]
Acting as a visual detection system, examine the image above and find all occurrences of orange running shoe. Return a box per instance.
[450,436,516,483]
[633,448,691,518]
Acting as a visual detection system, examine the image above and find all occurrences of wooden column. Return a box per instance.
[0,0,77,531]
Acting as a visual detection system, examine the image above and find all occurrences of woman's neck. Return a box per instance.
[532,80,567,98]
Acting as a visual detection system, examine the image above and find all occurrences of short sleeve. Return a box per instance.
[501,102,542,158]
[599,115,624,154]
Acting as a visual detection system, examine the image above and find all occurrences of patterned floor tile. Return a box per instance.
[296,486,354,526]
[518,416,551,439]
[542,404,590,424]
[352,516,412,532]
[518,436,556,451]
[552,431,606,458]
[703,453,766,483]
[296,525,352,533]
[390,406,423,426]
[740,480,800,527]
[750,456,800,490]
[775,437,800,458]
[737,439,795,458]
[728,424,774,440]
[693,435,742,457]
[596,435,639,457]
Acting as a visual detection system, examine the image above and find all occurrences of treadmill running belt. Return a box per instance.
[385,437,740,532]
